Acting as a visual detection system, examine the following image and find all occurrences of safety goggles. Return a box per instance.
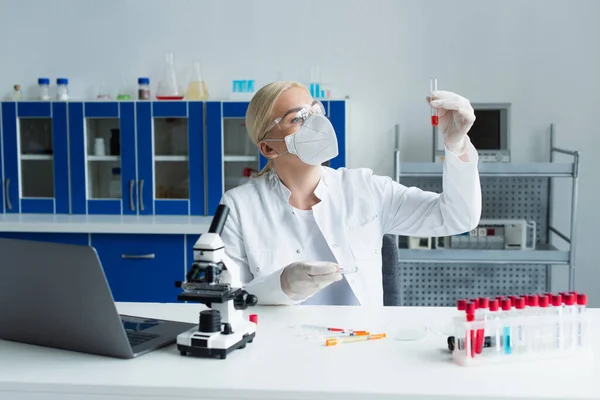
[263,100,326,138]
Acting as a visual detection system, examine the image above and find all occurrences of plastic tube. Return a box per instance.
[430,78,438,126]
[576,293,587,347]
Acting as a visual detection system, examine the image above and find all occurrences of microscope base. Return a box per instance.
[176,323,256,360]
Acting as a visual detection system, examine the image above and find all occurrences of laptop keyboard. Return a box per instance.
[126,330,160,347]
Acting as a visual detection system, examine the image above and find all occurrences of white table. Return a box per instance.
[0,303,597,400]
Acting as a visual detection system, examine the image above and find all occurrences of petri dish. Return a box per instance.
[338,265,358,274]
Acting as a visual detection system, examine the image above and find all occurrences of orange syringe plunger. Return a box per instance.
[325,333,386,347]
[430,78,438,126]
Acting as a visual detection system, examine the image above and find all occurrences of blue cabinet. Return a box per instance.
[91,233,186,303]
[1,99,346,216]
[69,102,136,215]
[69,101,205,216]
[135,101,205,216]
[0,101,70,214]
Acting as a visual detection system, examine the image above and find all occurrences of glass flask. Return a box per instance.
[185,60,209,100]
[156,52,184,100]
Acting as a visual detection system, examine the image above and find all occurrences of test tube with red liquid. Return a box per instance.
[430,78,438,126]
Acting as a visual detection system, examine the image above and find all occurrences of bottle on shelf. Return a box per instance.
[138,77,151,100]
[38,78,50,100]
[12,84,21,100]
[109,168,122,198]
[156,52,184,100]
[56,78,69,101]
[185,60,209,100]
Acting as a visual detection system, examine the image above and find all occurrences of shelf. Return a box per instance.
[397,244,569,264]
[154,156,188,162]
[88,155,120,162]
[399,162,574,177]
[21,154,53,161]
[224,155,257,162]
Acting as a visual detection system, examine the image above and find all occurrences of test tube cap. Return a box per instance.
[249,314,258,324]
[489,299,499,312]
[515,297,526,309]
[539,295,549,307]
[564,293,575,306]
[456,299,467,311]
[501,298,512,311]
[478,297,489,309]
[527,295,539,307]
[469,298,479,309]
[466,302,476,315]
[577,293,588,306]
[552,294,563,307]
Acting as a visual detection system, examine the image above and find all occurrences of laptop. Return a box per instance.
[0,238,196,359]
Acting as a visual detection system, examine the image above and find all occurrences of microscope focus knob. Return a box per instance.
[247,294,258,306]
[234,291,258,310]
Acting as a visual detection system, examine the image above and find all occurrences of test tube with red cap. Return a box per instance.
[563,293,576,348]
[475,298,489,354]
[551,294,563,350]
[488,299,501,355]
[465,302,476,358]
[513,297,526,352]
[537,294,550,351]
[500,298,512,355]
[430,78,438,126]
[576,293,587,347]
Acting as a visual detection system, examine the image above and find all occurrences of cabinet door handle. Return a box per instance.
[121,253,155,259]
[129,179,135,211]
[4,179,11,210]
[139,179,145,211]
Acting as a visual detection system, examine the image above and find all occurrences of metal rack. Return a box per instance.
[392,124,579,306]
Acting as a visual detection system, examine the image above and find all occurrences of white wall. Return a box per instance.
[1,0,599,304]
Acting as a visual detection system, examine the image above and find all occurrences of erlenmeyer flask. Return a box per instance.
[156,52,184,100]
[186,60,209,100]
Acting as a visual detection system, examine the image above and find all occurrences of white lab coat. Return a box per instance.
[219,138,481,306]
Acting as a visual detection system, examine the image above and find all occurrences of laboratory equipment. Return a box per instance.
[434,219,536,250]
[156,53,184,100]
[430,78,438,126]
[185,60,209,100]
[289,324,367,335]
[230,79,256,99]
[174,204,258,359]
[338,265,358,274]
[38,78,50,100]
[56,78,69,101]
[109,168,121,198]
[110,129,120,156]
[12,84,21,101]
[138,78,150,100]
[451,291,590,366]
[408,236,432,250]
[325,333,386,347]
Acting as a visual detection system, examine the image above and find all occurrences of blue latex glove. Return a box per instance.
[428,90,476,155]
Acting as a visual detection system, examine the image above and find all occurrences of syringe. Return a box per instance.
[325,333,386,346]
[430,78,439,126]
[289,324,367,335]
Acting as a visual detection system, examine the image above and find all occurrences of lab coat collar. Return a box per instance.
[268,166,329,203]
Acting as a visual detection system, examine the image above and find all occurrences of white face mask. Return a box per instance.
[264,114,338,166]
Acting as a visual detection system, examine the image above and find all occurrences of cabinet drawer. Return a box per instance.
[91,234,185,303]
[0,232,89,246]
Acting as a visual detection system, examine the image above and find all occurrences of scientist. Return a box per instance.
[219,81,481,306]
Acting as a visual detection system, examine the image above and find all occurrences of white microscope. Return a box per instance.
[174,204,258,359]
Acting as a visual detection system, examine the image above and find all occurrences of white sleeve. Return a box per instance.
[219,194,302,305]
[376,136,482,237]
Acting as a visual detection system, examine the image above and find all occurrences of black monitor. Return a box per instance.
[469,103,510,151]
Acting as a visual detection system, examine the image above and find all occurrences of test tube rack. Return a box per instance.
[452,294,590,367]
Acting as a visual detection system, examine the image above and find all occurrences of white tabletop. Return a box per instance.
[0,303,597,400]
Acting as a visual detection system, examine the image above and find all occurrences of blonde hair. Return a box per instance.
[245,81,309,176]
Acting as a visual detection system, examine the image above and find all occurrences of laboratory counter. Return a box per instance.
[0,213,212,234]
[0,303,597,400]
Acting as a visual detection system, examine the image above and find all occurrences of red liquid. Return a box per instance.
[156,95,185,100]
[431,115,439,126]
